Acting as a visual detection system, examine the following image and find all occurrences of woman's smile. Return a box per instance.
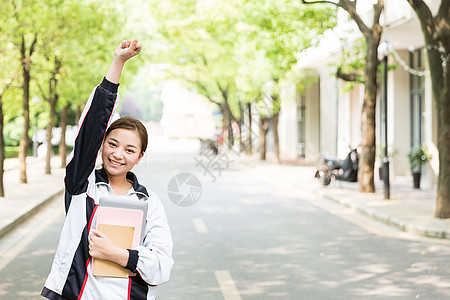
[108,158,125,167]
[101,128,143,176]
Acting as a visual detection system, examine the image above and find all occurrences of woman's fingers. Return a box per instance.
[114,39,142,62]
[121,40,131,49]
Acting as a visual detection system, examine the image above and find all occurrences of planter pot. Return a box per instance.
[412,172,421,189]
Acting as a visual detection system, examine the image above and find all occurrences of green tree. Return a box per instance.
[243,0,336,161]
[149,0,244,149]
[7,0,49,184]
[150,0,336,157]
[0,2,21,196]
[406,0,450,218]
[303,0,384,193]
[34,0,123,174]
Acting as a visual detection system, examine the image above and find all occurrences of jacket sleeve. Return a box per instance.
[134,193,174,285]
[65,78,119,198]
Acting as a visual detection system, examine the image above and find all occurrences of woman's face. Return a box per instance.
[101,128,143,177]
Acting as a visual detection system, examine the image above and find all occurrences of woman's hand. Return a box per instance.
[114,39,142,63]
[106,39,142,84]
[89,229,129,267]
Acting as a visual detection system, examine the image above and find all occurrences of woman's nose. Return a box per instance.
[112,148,125,159]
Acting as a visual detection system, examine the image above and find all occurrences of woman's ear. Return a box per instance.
[135,152,144,165]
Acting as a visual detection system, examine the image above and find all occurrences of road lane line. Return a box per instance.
[214,270,242,300]
[0,206,63,272]
[193,218,208,233]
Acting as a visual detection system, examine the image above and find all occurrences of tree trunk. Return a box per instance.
[429,47,450,217]
[358,39,380,193]
[219,104,228,149]
[272,111,280,163]
[45,57,60,174]
[435,81,450,217]
[0,73,18,196]
[45,94,56,174]
[227,109,234,150]
[259,117,270,160]
[19,45,31,183]
[59,104,69,168]
[222,101,234,150]
[272,94,281,164]
[238,102,244,153]
[406,0,450,217]
[246,102,253,155]
[76,104,82,124]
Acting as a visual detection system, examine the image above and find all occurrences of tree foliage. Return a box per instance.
[147,0,336,155]
[0,0,128,190]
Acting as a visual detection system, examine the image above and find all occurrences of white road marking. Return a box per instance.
[0,205,63,272]
[214,270,242,300]
[193,218,208,233]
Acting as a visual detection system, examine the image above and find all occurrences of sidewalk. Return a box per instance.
[234,152,450,240]
[0,156,65,239]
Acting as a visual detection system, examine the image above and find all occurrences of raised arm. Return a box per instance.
[64,40,142,204]
[106,39,142,84]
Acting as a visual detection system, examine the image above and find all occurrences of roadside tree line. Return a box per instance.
[147,0,450,218]
[0,0,138,196]
[1,0,448,218]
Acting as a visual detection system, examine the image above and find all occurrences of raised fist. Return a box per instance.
[114,39,142,62]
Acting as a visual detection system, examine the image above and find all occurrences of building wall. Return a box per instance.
[337,83,362,158]
[304,80,321,162]
[279,91,298,160]
[319,67,339,156]
[389,49,411,177]
[160,81,216,139]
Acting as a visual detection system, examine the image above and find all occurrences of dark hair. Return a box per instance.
[105,116,148,153]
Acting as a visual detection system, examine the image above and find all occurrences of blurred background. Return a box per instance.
[1,0,450,299]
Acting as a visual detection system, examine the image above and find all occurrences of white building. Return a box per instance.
[160,80,217,139]
[280,0,440,188]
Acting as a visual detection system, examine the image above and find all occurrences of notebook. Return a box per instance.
[92,197,148,277]
[96,197,148,246]
[92,224,135,278]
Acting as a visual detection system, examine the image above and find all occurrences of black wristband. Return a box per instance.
[100,77,119,93]
[125,249,139,273]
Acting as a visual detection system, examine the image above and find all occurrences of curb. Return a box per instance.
[315,190,450,240]
[0,189,64,240]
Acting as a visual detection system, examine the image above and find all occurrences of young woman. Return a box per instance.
[42,40,174,300]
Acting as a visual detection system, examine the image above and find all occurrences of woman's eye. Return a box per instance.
[109,142,117,147]
[126,149,135,154]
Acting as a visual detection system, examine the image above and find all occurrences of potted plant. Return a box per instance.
[407,144,432,189]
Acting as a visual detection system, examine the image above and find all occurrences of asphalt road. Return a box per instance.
[1,149,449,299]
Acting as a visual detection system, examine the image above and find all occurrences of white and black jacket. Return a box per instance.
[41,78,174,300]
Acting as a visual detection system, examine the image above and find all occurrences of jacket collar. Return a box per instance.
[95,167,149,197]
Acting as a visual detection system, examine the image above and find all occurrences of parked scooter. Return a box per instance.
[315,148,359,186]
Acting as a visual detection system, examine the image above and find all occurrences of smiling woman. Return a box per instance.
[102,117,148,195]
[41,39,174,300]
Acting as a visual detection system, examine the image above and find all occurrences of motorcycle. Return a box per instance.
[315,148,359,186]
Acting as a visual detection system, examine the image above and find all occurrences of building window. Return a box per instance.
[410,49,425,148]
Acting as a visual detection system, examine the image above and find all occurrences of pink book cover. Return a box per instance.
[95,206,144,248]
